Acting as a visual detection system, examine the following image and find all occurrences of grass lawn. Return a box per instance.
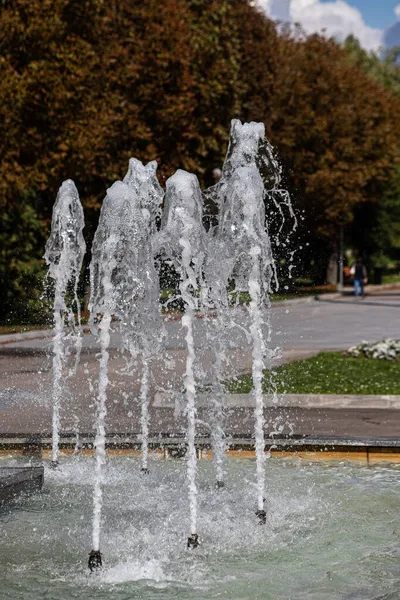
[228,351,400,395]
[0,324,50,335]
[382,273,400,284]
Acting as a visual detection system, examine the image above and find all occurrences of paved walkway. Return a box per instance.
[2,289,399,354]
[0,290,399,441]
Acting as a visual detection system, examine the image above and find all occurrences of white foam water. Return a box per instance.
[44,120,297,560]
[3,456,399,599]
[155,170,205,538]
[89,181,145,551]
[123,158,164,472]
[44,179,86,464]
[203,121,279,514]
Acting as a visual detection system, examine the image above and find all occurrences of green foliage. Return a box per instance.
[352,169,400,270]
[228,351,400,395]
[1,2,400,319]
[270,34,400,241]
[344,37,400,270]
[344,35,400,97]
[0,191,48,323]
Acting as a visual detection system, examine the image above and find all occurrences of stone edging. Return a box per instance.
[153,392,400,410]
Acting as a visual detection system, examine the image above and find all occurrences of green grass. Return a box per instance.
[230,290,317,305]
[0,324,50,335]
[228,351,400,395]
[382,273,400,284]
[270,292,313,302]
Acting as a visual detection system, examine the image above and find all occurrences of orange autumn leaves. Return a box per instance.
[1,0,400,319]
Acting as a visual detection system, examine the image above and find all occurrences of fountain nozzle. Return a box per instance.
[49,460,59,469]
[140,467,150,475]
[187,534,199,549]
[88,550,102,572]
[216,480,224,489]
[256,509,266,525]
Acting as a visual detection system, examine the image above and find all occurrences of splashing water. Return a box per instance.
[209,329,228,486]
[89,181,149,553]
[123,158,163,234]
[123,158,164,471]
[202,238,229,486]
[44,119,296,563]
[44,179,86,465]
[155,170,205,540]
[204,120,283,517]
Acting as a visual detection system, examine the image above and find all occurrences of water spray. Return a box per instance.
[123,159,164,474]
[44,180,86,467]
[155,169,205,549]
[204,120,280,519]
[41,119,296,565]
[88,182,144,568]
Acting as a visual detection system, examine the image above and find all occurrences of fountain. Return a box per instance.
[44,180,86,467]
[41,119,297,566]
[1,120,399,598]
[88,179,163,568]
[122,159,164,474]
[155,169,206,549]
[203,121,278,519]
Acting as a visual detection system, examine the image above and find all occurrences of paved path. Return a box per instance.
[2,289,399,355]
[0,290,399,440]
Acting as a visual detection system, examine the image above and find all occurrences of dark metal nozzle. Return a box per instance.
[88,549,102,572]
[140,467,150,475]
[256,509,266,525]
[216,480,225,489]
[187,533,199,549]
[49,460,59,469]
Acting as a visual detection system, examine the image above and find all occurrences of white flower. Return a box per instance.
[345,339,400,360]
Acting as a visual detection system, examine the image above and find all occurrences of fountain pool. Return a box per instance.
[1,455,399,600]
[4,118,398,598]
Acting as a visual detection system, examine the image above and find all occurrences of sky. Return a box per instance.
[256,0,400,51]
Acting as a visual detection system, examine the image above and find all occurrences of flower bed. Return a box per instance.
[344,339,400,360]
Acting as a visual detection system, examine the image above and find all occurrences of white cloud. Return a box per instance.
[258,0,383,51]
[395,4,400,20]
[270,0,291,20]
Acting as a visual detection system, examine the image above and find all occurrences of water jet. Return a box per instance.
[41,119,296,566]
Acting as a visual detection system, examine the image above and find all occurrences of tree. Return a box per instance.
[344,35,400,96]
[268,32,400,283]
[0,191,47,323]
[2,1,400,319]
[344,35,400,277]
[0,0,277,321]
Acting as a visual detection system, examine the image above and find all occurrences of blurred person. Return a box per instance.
[350,258,368,298]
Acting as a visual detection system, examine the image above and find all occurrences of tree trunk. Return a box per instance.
[326,251,338,285]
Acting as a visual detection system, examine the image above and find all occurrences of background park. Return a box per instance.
[2,0,400,324]
[1,1,400,597]
[2,0,400,395]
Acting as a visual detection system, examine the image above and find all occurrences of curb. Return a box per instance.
[0,329,54,345]
[1,434,399,453]
[153,392,400,410]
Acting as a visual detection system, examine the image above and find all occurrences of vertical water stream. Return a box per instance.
[155,170,205,546]
[44,180,85,466]
[43,120,296,563]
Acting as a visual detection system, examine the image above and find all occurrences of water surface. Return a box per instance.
[1,456,399,599]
